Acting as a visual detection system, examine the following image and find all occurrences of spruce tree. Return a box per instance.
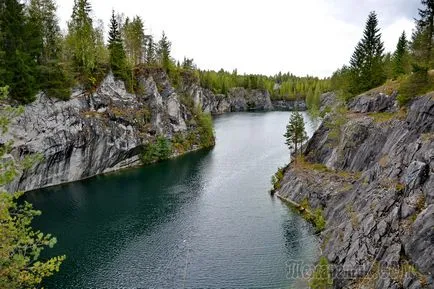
[349,11,385,94]
[411,0,434,70]
[393,31,410,78]
[145,36,156,65]
[284,111,307,157]
[108,10,127,80]
[0,0,38,103]
[28,0,72,99]
[157,31,172,72]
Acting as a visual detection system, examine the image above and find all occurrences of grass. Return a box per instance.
[368,108,407,123]
[365,79,400,96]
[294,156,329,172]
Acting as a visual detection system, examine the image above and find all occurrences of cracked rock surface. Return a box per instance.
[278,92,434,288]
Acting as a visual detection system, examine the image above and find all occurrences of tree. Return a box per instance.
[349,11,385,94]
[392,31,410,78]
[123,16,145,66]
[0,0,38,103]
[108,10,127,80]
[0,86,65,288]
[411,0,434,70]
[28,0,72,99]
[284,111,307,156]
[66,0,102,82]
[145,35,156,65]
[157,31,172,72]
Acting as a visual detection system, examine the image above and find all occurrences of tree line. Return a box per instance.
[0,0,331,110]
[331,1,434,105]
[0,0,175,103]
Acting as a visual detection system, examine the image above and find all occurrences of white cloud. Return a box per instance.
[55,0,417,78]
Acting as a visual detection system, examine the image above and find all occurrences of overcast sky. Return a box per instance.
[55,0,420,78]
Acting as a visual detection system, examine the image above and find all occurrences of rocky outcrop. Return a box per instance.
[2,71,307,192]
[1,73,197,192]
[188,84,305,114]
[277,92,434,288]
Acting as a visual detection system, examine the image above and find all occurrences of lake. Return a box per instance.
[25,112,320,289]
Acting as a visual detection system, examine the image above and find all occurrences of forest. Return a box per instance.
[1,1,434,111]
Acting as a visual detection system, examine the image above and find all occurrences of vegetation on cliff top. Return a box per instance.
[0,0,330,110]
[330,2,434,105]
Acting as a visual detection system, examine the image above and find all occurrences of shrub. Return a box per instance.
[141,136,172,164]
[398,70,434,106]
[271,167,284,192]
[309,256,333,289]
[196,110,215,148]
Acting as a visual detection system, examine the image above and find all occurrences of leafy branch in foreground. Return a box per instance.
[0,86,65,288]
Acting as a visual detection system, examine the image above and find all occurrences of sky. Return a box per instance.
[55,0,420,78]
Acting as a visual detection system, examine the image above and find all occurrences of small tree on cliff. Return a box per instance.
[108,10,127,80]
[284,111,307,157]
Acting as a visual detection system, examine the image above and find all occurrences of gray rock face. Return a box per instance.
[348,91,398,113]
[188,84,305,114]
[278,94,434,288]
[2,71,308,192]
[2,73,193,192]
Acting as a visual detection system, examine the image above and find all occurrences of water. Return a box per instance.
[24,112,320,289]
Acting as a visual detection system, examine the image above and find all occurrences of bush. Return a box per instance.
[196,110,215,148]
[141,136,172,164]
[271,167,284,192]
[398,70,434,106]
[309,256,333,289]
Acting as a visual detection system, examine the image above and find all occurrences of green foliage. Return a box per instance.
[284,111,308,156]
[0,0,38,103]
[0,193,66,289]
[393,31,411,78]
[411,0,434,70]
[324,98,348,144]
[349,11,386,95]
[196,110,215,148]
[271,167,284,192]
[0,87,64,288]
[309,256,333,289]
[398,70,434,105]
[108,10,128,81]
[198,69,330,102]
[66,0,108,87]
[123,16,145,67]
[157,31,172,73]
[141,136,172,164]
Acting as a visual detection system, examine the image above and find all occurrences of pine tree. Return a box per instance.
[393,31,410,78]
[0,0,38,103]
[284,111,307,157]
[349,11,385,94]
[157,31,172,72]
[108,10,127,80]
[411,0,434,70]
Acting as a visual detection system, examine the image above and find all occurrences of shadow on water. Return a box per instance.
[24,149,212,288]
[22,112,319,289]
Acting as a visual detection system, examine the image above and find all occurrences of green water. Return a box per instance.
[25,112,319,289]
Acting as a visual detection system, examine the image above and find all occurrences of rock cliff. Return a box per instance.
[277,92,433,288]
[1,71,305,192]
